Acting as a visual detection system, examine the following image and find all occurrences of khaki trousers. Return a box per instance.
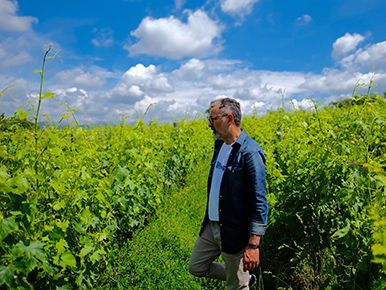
[189,221,250,289]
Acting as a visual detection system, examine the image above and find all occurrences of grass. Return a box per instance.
[96,156,229,289]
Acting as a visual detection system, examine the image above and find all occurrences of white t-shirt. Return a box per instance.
[208,142,233,221]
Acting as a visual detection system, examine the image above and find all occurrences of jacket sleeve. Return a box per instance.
[245,148,269,236]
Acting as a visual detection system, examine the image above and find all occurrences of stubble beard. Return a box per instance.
[212,123,227,141]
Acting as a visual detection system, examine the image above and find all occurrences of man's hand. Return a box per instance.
[243,234,261,271]
[243,247,259,271]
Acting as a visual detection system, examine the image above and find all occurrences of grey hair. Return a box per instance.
[210,98,242,126]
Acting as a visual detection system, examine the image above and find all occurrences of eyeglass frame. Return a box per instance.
[208,114,229,124]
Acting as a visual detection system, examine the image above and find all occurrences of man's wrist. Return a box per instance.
[247,243,259,249]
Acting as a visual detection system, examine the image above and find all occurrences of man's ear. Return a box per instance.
[228,113,234,124]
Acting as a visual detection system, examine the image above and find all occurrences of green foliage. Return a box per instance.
[243,93,386,289]
[96,158,226,289]
[0,44,213,289]
[2,45,386,289]
[95,91,386,290]
[0,113,35,132]
[0,118,212,289]
[329,92,386,109]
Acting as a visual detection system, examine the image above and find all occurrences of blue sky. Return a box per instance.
[1,0,386,124]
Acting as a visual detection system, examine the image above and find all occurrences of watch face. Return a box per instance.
[248,243,259,249]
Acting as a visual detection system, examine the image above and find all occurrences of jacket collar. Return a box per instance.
[233,128,246,147]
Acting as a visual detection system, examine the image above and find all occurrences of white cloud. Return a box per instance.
[126,10,223,59]
[291,98,314,110]
[340,41,386,72]
[0,76,31,113]
[72,51,386,123]
[92,28,114,47]
[32,87,91,124]
[0,37,51,68]
[127,85,144,98]
[221,0,259,16]
[332,33,365,59]
[106,64,173,103]
[0,50,32,68]
[173,58,205,79]
[207,70,306,94]
[301,69,376,93]
[296,14,313,26]
[134,95,158,114]
[208,72,252,89]
[121,64,173,92]
[236,99,267,116]
[53,87,89,107]
[3,36,386,125]
[55,68,108,89]
[258,71,307,94]
[204,59,243,72]
[0,0,38,32]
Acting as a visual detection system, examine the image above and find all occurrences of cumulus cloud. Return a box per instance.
[220,0,259,16]
[233,88,279,108]
[206,70,307,95]
[71,51,386,124]
[208,72,253,89]
[296,14,313,26]
[126,10,223,59]
[4,37,386,125]
[0,76,31,114]
[173,58,205,79]
[106,64,173,103]
[114,97,188,124]
[340,41,386,72]
[55,68,108,89]
[258,71,307,94]
[133,95,158,114]
[235,99,269,116]
[0,0,38,31]
[27,87,91,125]
[332,32,365,59]
[53,87,90,107]
[301,69,376,93]
[291,98,314,110]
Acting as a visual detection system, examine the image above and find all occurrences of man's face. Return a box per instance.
[208,105,229,140]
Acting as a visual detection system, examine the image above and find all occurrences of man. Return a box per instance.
[189,98,269,289]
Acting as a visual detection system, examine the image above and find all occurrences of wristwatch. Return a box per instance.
[247,243,259,249]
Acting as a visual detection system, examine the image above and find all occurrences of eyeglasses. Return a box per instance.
[208,114,229,124]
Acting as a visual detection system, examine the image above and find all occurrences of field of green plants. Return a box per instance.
[1,47,386,289]
[244,93,386,289]
[2,92,386,289]
[0,106,215,289]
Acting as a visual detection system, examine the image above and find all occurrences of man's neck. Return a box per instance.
[223,126,242,145]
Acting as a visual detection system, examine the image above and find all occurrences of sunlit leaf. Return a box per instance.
[0,265,14,286]
[79,244,93,257]
[42,92,55,99]
[59,250,76,268]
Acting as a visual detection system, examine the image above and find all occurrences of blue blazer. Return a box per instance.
[200,129,269,254]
